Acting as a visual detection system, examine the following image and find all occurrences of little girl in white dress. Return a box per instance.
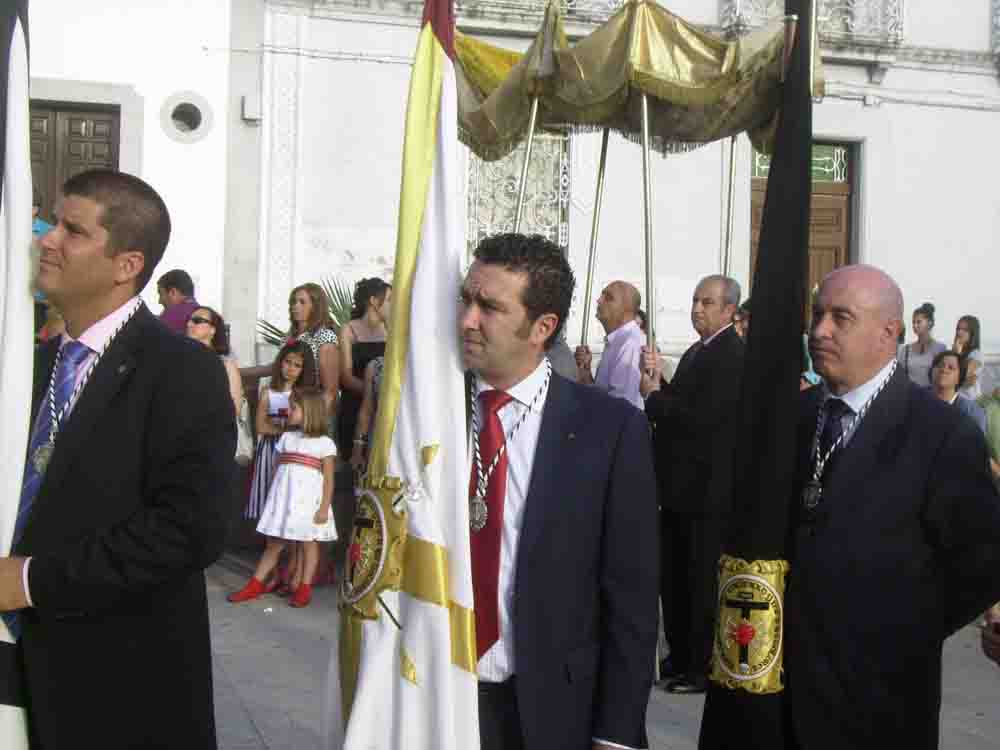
[229,388,336,608]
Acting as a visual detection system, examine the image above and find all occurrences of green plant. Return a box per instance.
[255,276,356,348]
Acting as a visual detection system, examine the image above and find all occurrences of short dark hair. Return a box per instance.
[957,314,981,354]
[472,233,574,350]
[271,340,319,391]
[930,349,967,388]
[62,169,171,293]
[158,269,195,298]
[190,306,229,356]
[913,302,935,328]
[350,277,391,320]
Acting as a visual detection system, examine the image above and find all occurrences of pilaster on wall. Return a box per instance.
[993,0,1000,71]
[259,9,304,330]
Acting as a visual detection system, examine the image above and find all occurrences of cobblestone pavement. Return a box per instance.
[209,559,1000,749]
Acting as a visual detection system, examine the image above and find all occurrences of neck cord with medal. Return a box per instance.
[802,358,897,511]
[469,358,551,532]
[32,301,144,475]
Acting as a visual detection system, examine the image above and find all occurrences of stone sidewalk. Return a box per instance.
[208,557,1000,749]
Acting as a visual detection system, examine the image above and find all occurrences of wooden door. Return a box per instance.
[29,104,120,223]
[750,145,852,323]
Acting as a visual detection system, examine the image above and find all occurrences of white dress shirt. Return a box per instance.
[474,358,637,750]
[821,357,896,450]
[475,358,550,682]
[594,319,644,410]
[22,296,142,605]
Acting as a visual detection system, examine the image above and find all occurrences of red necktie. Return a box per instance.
[470,389,513,661]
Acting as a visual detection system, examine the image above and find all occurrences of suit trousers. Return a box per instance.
[479,678,525,750]
[661,510,722,680]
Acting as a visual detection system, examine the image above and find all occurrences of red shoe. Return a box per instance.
[227,577,265,603]
[261,577,280,594]
[289,584,313,608]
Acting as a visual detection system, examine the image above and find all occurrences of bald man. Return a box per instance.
[785,264,1000,749]
[576,281,645,409]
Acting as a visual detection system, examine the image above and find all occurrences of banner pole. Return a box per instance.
[723,134,738,276]
[580,128,610,347]
[640,93,656,349]
[513,96,540,233]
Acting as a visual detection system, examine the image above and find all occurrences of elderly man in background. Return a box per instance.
[640,274,744,694]
[575,280,645,409]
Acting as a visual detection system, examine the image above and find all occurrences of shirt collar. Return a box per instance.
[826,358,896,414]
[702,322,734,347]
[606,318,640,344]
[62,297,142,354]
[475,357,550,414]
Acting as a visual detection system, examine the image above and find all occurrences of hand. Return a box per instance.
[575,345,592,371]
[314,507,330,525]
[639,345,659,377]
[350,446,366,473]
[990,458,1000,481]
[0,557,29,612]
[982,607,1000,666]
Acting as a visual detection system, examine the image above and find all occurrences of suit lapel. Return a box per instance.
[34,307,150,504]
[30,340,59,428]
[825,367,909,501]
[517,375,584,568]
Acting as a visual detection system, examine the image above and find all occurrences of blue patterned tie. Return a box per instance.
[2,340,90,638]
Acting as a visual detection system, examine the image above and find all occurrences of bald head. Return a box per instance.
[596,280,641,334]
[823,264,904,323]
[810,264,904,395]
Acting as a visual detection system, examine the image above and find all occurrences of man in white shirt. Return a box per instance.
[459,233,659,750]
[575,281,645,409]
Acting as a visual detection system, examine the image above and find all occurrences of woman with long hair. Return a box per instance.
[953,314,984,399]
[287,283,340,427]
[337,277,390,456]
[899,302,946,388]
[186,305,243,416]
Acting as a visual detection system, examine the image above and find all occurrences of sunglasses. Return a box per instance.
[189,316,213,326]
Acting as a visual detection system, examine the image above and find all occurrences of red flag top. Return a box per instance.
[422,0,455,59]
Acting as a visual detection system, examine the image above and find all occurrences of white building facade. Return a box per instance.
[30,0,1000,369]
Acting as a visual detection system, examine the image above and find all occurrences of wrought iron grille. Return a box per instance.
[466,132,571,255]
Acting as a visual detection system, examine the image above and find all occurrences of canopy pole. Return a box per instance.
[513,96,541,233]
[580,128,611,347]
[640,93,656,350]
[782,14,799,82]
[722,134,738,276]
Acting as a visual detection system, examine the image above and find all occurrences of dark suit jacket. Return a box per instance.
[512,373,659,750]
[785,368,1000,750]
[644,326,744,515]
[17,306,234,750]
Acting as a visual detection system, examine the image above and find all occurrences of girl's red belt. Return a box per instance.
[277,452,323,471]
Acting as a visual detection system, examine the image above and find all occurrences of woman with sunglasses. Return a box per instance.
[187,306,244,417]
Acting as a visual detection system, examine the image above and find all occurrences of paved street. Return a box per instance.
[209,559,1000,749]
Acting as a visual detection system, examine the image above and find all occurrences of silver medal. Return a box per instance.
[801,480,823,511]
[470,496,488,532]
[33,443,54,474]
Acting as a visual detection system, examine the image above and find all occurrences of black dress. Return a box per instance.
[337,331,385,457]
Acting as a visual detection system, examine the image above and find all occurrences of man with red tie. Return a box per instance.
[458,233,659,750]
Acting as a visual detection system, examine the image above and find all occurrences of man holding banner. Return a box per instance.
[0,169,233,749]
[459,233,659,750]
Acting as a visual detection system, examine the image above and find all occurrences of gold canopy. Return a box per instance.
[455,0,820,161]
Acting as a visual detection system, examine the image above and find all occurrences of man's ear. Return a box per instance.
[532,313,559,349]
[115,250,145,289]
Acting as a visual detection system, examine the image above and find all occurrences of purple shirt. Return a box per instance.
[159,298,200,334]
[594,319,645,410]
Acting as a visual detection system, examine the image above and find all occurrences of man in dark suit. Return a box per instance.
[639,275,744,694]
[458,233,659,750]
[786,264,1000,749]
[0,169,234,749]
